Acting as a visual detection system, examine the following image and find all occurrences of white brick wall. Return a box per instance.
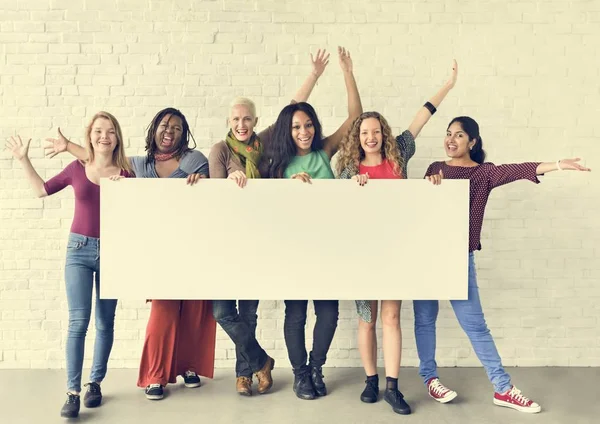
[1,0,599,370]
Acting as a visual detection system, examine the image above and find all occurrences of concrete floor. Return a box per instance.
[1,367,597,424]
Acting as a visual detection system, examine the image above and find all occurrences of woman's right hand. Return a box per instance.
[6,135,31,161]
[44,127,69,158]
[353,173,369,186]
[228,170,247,188]
[291,172,312,184]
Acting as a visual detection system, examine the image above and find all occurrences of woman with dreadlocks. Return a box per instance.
[44,108,216,401]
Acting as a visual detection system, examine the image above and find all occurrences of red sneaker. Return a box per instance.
[493,386,541,413]
[426,378,457,403]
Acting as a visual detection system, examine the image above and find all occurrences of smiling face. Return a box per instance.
[445,121,475,159]
[229,104,257,143]
[154,114,183,153]
[291,110,315,154]
[89,117,118,154]
[359,117,383,155]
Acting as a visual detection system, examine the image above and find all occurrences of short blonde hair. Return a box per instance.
[229,97,257,120]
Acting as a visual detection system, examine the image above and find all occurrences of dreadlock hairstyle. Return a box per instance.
[261,102,324,179]
[144,107,197,163]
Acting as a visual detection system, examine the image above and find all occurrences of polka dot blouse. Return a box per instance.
[425,161,541,252]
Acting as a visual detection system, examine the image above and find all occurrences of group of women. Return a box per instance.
[6,46,590,419]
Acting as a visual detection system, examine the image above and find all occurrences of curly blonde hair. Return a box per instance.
[336,111,404,177]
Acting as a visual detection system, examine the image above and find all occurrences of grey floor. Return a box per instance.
[1,367,597,424]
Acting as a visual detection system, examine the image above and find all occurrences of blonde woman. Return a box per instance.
[6,112,132,418]
[336,61,457,415]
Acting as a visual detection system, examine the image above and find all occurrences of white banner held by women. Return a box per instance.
[99,179,469,300]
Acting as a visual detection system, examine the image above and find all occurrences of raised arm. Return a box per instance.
[323,46,363,158]
[407,59,458,139]
[45,127,89,161]
[292,49,330,103]
[6,136,48,198]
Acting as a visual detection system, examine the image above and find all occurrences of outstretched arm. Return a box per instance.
[292,48,330,103]
[45,128,89,161]
[6,136,48,197]
[323,46,363,158]
[536,158,591,175]
[407,59,458,139]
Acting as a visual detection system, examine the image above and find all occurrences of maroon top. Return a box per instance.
[44,160,131,238]
[425,161,541,252]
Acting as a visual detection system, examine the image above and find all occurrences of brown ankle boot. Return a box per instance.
[254,356,275,394]
[236,376,252,396]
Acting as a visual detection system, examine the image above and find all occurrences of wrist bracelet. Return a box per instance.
[556,160,563,171]
[424,101,437,115]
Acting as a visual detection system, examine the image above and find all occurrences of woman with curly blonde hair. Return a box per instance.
[337,61,458,416]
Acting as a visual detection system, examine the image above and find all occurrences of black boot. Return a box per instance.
[60,393,80,418]
[310,366,327,397]
[293,370,316,400]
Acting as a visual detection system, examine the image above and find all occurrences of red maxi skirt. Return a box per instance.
[137,300,216,387]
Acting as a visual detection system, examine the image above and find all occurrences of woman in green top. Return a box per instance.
[260,46,363,401]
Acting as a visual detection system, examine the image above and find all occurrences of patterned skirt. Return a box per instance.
[355,300,374,323]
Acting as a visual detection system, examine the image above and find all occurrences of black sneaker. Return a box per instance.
[310,366,327,397]
[183,371,201,388]
[360,378,379,403]
[293,371,316,400]
[60,392,80,418]
[83,382,102,408]
[384,389,411,415]
[145,384,164,400]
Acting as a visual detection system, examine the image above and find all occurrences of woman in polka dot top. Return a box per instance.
[414,115,591,414]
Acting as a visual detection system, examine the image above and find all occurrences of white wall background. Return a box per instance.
[0,0,599,371]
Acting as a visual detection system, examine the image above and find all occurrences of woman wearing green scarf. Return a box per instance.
[208,48,330,397]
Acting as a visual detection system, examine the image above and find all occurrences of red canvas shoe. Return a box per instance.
[427,378,457,403]
[493,386,541,413]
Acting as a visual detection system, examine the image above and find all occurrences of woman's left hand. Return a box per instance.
[187,173,205,185]
[558,158,591,172]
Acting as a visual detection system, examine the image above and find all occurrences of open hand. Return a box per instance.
[5,135,31,161]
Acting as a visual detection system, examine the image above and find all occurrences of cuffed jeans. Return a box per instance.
[212,300,267,375]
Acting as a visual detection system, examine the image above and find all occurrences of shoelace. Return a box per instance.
[429,379,449,396]
[364,379,379,394]
[65,393,79,403]
[147,384,161,390]
[507,387,530,404]
[84,382,100,393]
[184,371,197,378]
[312,367,324,379]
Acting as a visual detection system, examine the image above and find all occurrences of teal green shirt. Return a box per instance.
[283,150,334,179]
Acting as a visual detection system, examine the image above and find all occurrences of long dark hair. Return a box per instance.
[261,102,324,178]
[144,107,196,163]
[447,116,486,164]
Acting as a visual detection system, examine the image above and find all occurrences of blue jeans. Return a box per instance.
[65,233,117,392]
[413,252,512,393]
[236,300,259,378]
[212,300,267,375]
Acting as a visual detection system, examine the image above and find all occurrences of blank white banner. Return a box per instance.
[99,179,469,300]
